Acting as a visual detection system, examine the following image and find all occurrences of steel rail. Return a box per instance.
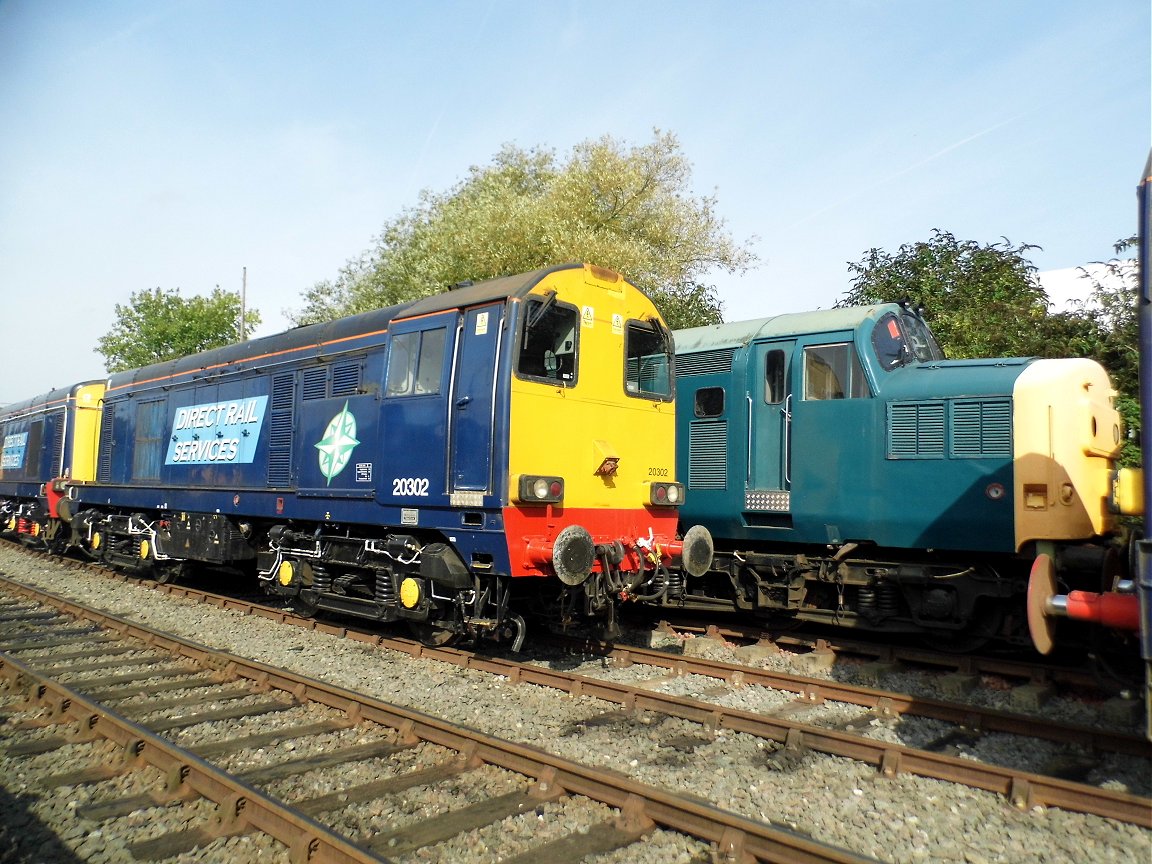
[192,587,1152,827]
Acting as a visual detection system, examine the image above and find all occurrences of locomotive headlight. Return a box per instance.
[516,475,564,504]
[650,482,684,506]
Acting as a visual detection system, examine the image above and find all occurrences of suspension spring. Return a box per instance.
[311,565,333,593]
[374,569,396,605]
[877,582,900,616]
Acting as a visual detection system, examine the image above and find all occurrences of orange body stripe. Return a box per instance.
[106,327,392,393]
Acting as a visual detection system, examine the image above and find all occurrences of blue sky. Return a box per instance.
[0,0,1147,404]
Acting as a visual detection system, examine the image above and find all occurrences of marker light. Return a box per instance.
[649,482,684,507]
[517,475,564,504]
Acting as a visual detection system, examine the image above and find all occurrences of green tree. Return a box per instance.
[292,131,756,330]
[840,229,1050,358]
[96,286,261,373]
[1064,237,1140,465]
[1070,237,1139,395]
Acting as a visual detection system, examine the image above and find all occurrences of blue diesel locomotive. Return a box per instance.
[0,381,104,549]
[651,302,1143,651]
[2,264,711,647]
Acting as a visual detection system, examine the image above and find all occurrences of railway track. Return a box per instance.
[535,632,1150,757]
[629,610,1136,699]
[1,542,1149,863]
[4,556,1150,825]
[0,578,875,864]
[25,545,1144,760]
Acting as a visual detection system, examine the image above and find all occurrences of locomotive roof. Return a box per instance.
[673,305,889,353]
[106,264,582,392]
[396,264,579,319]
[0,381,103,421]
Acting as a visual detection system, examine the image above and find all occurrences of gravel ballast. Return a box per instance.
[1,546,1149,864]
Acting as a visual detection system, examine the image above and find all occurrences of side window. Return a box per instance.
[804,343,870,400]
[386,333,416,396]
[517,296,578,385]
[132,400,166,480]
[387,328,447,397]
[695,387,724,417]
[765,349,786,404]
[625,320,673,400]
[415,328,446,394]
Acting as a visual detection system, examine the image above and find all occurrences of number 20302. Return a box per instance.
[393,477,430,496]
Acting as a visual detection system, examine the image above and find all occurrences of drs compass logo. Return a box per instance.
[315,402,360,484]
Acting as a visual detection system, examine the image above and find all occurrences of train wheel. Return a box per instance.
[408,620,460,647]
[154,561,188,585]
[293,591,322,618]
[922,601,1006,654]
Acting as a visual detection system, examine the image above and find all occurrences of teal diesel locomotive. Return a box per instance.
[659,301,1142,651]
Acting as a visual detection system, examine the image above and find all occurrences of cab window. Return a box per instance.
[872,313,909,370]
[387,328,446,396]
[625,320,673,400]
[803,343,870,400]
[900,310,945,361]
[517,295,578,385]
[695,387,724,417]
[871,312,946,371]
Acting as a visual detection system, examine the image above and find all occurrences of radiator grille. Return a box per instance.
[267,372,295,487]
[952,399,1012,458]
[888,398,1013,460]
[302,367,328,400]
[96,408,114,482]
[676,349,734,377]
[688,421,728,489]
[49,411,65,475]
[332,362,362,397]
[888,401,945,458]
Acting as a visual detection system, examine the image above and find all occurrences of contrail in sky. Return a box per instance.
[787,113,1026,230]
